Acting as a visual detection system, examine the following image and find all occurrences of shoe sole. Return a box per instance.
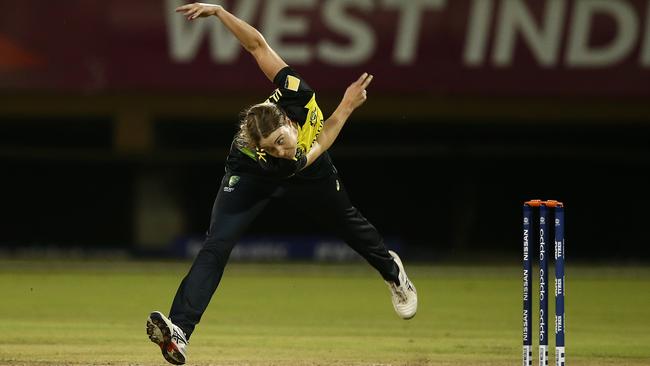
[146,311,186,365]
[400,307,417,320]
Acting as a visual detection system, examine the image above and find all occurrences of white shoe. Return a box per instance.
[146,311,188,365]
[386,250,418,319]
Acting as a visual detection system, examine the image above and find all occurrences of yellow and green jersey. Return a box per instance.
[226,67,336,179]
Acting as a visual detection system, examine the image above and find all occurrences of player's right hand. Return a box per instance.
[175,2,223,20]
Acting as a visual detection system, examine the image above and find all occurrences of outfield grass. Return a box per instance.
[0,259,649,365]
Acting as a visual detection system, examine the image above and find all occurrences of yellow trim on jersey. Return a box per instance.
[239,146,256,159]
[296,94,324,154]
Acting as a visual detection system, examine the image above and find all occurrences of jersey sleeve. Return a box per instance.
[273,66,314,95]
[268,66,324,156]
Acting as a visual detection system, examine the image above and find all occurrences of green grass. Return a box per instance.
[1,259,649,365]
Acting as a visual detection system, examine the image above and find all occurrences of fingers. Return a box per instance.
[175,3,202,18]
[362,74,374,88]
[357,72,368,84]
[175,3,194,13]
[176,3,221,20]
[188,7,203,19]
[175,6,196,17]
[355,72,374,89]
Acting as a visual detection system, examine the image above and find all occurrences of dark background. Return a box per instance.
[2,0,650,263]
[3,111,650,262]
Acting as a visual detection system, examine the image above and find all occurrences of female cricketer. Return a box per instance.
[146,3,418,364]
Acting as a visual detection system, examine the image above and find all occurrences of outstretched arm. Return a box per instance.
[175,2,287,82]
[303,73,374,169]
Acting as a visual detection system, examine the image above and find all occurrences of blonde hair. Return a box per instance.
[236,103,287,149]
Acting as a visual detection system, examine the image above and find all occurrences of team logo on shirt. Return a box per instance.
[255,148,268,162]
[228,175,240,187]
[224,175,240,193]
[309,110,318,126]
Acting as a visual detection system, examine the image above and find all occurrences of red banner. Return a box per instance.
[1,0,649,96]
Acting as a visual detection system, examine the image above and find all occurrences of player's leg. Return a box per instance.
[300,174,418,319]
[147,173,277,364]
[168,173,276,336]
[292,174,396,279]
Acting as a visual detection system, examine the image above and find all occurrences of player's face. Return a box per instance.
[258,119,298,160]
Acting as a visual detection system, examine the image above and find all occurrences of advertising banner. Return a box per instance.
[1,0,649,96]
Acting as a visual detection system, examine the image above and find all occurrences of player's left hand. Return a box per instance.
[342,73,374,110]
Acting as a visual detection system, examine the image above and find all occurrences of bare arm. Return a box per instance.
[175,2,287,82]
[303,73,374,169]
